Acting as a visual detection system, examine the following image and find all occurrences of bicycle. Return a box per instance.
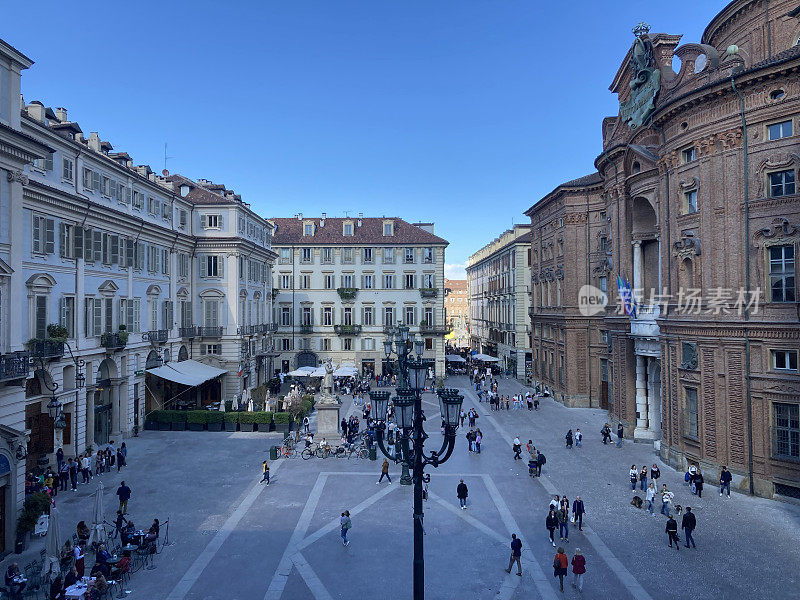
[301,442,319,460]
[348,444,368,460]
[280,443,298,458]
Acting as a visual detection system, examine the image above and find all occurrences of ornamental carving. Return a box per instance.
[6,170,28,185]
[753,217,799,244]
[755,153,800,198]
[556,266,564,280]
[697,135,716,157]
[678,176,699,192]
[674,230,702,258]
[718,129,742,151]
[564,213,587,224]
[593,257,614,275]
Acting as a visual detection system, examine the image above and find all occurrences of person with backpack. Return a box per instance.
[537,451,546,476]
[719,466,732,497]
[553,547,568,592]
[665,515,680,550]
[340,511,351,546]
[692,469,705,498]
[504,534,523,576]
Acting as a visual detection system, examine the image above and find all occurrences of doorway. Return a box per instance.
[94,391,112,446]
[361,360,375,378]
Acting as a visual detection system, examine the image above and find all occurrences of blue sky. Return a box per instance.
[4,1,722,278]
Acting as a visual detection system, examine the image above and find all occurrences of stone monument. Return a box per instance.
[315,358,341,440]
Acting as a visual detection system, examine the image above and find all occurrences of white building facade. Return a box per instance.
[270,215,448,382]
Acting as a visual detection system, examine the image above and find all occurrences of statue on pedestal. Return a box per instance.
[317,358,338,405]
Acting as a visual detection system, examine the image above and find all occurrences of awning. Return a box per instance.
[446,354,466,363]
[472,353,500,362]
[287,366,316,377]
[334,366,358,377]
[146,359,227,387]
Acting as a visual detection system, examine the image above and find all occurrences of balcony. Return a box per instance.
[629,304,660,356]
[420,288,438,298]
[337,287,358,301]
[197,326,224,338]
[143,329,169,344]
[237,325,258,336]
[299,324,314,334]
[27,339,65,361]
[267,323,278,332]
[0,352,30,382]
[334,324,362,335]
[179,326,197,338]
[100,332,127,352]
[419,322,449,335]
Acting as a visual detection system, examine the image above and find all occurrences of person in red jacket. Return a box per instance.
[571,548,586,591]
[553,547,568,592]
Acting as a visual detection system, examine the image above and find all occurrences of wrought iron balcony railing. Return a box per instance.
[100,332,127,351]
[0,352,30,381]
[179,326,197,338]
[197,326,224,338]
[334,324,362,335]
[337,287,358,301]
[419,288,438,298]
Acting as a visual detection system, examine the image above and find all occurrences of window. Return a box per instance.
[768,120,793,141]
[383,248,394,264]
[363,306,373,326]
[383,273,394,289]
[147,196,159,216]
[32,215,55,254]
[362,338,375,351]
[423,274,434,288]
[62,157,74,182]
[425,337,433,351]
[280,248,291,263]
[303,223,314,236]
[343,222,353,236]
[281,307,292,326]
[324,274,334,290]
[684,387,699,439]
[404,274,415,289]
[201,255,222,278]
[384,307,394,327]
[302,307,313,326]
[343,307,353,326]
[769,245,795,302]
[322,248,332,263]
[600,236,607,251]
[769,170,796,197]
[204,344,221,355]
[322,338,331,351]
[281,274,292,289]
[0,64,9,124]
[84,297,101,337]
[203,300,219,327]
[343,338,352,351]
[405,248,414,263]
[423,247,433,263]
[383,221,393,236]
[682,147,696,163]
[341,274,354,288]
[323,306,332,326]
[281,338,292,351]
[132,190,144,210]
[599,276,608,293]
[300,274,311,289]
[58,223,74,259]
[343,248,353,263]
[404,306,415,326]
[149,298,159,331]
[58,297,75,338]
[202,214,221,229]
[774,403,799,459]
[301,248,312,263]
[178,253,189,278]
[773,350,798,371]
[362,274,373,289]
[684,190,698,214]
[363,247,373,263]
[423,307,433,325]
[599,211,606,221]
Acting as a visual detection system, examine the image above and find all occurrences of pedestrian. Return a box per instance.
[601,423,611,444]
[660,484,673,518]
[340,511,351,546]
[572,496,585,531]
[546,509,558,547]
[512,436,522,460]
[549,495,561,512]
[261,460,270,485]
[56,447,64,472]
[74,542,85,578]
[639,465,648,491]
[553,547,568,592]
[536,450,546,476]
[341,418,348,439]
[116,481,131,514]
[557,505,569,543]
[456,479,469,509]
[466,429,475,453]
[533,395,540,410]
[526,394,533,411]
[119,442,127,471]
[504,534,522,576]
[59,460,69,492]
[719,466,732,497]
[68,458,78,491]
[475,430,482,454]
[81,454,91,484]
[629,465,638,490]
[112,510,127,540]
[377,458,392,484]
[693,469,704,498]
[571,548,586,592]
[645,483,657,516]
[650,463,661,488]
[682,507,697,548]
[616,423,624,448]
[575,428,582,448]
[665,515,680,550]
[565,429,573,449]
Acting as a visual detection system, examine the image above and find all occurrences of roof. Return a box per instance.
[524,172,603,216]
[269,217,448,246]
[146,359,226,387]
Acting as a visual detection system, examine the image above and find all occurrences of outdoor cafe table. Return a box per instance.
[121,544,137,552]
[65,578,117,600]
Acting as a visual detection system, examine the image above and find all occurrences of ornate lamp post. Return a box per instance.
[370,323,464,600]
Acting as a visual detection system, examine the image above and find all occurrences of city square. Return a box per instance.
[1,0,800,598]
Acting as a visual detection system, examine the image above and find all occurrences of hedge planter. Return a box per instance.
[275,424,289,436]
[225,421,238,432]
[144,420,157,431]
[208,422,223,432]
[207,412,224,432]
[158,421,171,431]
[172,421,186,431]
[187,423,204,431]
[240,423,255,432]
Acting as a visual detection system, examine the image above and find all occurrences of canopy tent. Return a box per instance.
[472,353,500,362]
[333,366,358,377]
[146,359,227,387]
[310,366,330,377]
[446,354,467,363]
[287,366,317,377]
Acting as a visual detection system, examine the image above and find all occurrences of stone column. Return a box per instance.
[648,358,662,438]
[85,389,96,448]
[632,240,643,295]
[635,354,648,433]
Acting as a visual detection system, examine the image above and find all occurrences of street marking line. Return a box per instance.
[292,552,335,600]
[464,384,655,600]
[296,483,397,552]
[165,461,283,600]
[265,473,328,600]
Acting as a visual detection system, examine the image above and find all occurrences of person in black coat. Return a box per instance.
[456,479,468,509]
[692,471,704,498]
[572,496,586,531]
[546,509,559,547]
[665,516,680,550]
[681,507,697,548]
[536,451,546,476]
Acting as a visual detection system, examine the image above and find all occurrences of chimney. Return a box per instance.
[88,132,102,152]
[297,213,303,221]
[358,212,363,227]
[320,212,326,227]
[26,102,46,123]
[55,107,67,122]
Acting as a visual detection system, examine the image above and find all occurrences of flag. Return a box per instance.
[237,363,243,377]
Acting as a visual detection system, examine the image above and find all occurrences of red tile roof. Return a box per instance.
[269,217,448,246]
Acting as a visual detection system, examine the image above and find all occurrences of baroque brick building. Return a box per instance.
[444,279,469,349]
[593,1,800,497]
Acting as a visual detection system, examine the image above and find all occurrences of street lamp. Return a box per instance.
[370,323,464,600]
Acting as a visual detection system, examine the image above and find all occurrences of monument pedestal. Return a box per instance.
[315,394,341,440]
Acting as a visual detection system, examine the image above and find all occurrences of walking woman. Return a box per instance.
[571,549,586,592]
[565,429,574,449]
[546,509,558,547]
[651,463,661,488]
[556,505,569,543]
[553,547,568,592]
[629,465,638,490]
[639,465,648,491]
[340,511,351,547]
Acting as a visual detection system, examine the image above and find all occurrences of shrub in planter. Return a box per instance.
[153,410,171,431]
[207,411,224,431]
[170,410,187,431]
[238,412,256,432]
[253,411,273,431]
[186,411,207,431]
[224,412,239,432]
[273,411,291,434]
[16,492,50,539]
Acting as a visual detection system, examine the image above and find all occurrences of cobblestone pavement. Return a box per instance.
[5,376,799,599]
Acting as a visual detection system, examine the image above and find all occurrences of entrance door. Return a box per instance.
[361,360,375,378]
[133,384,140,430]
[95,404,111,445]
[281,360,290,373]
[600,359,610,410]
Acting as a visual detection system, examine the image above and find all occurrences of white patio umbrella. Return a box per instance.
[89,480,105,547]
[231,394,240,411]
[219,398,226,412]
[41,505,62,580]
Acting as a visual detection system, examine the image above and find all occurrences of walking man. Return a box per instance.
[457,479,468,509]
[575,429,582,448]
[660,484,673,518]
[557,505,569,542]
[572,496,585,531]
[261,460,270,485]
[616,423,624,448]
[512,436,522,460]
[377,458,392,484]
[504,533,522,576]
[645,483,657,516]
[68,458,78,491]
[665,515,680,550]
[601,423,611,444]
[681,507,697,548]
[340,511,351,546]
[116,481,131,514]
[720,466,732,497]
[546,509,558,547]
[536,451,546,476]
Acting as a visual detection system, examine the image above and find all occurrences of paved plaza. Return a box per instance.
[5,376,800,599]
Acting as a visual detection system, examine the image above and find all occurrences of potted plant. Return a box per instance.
[15,492,50,553]
[253,411,273,432]
[186,411,206,431]
[171,410,187,431]
[273,411,291,436]
[224,412,239,432]
[46,323,69,341]
[144,410,159,431]
[239,412,256,432]
[207,411,224,432]
[155,410,171,431]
